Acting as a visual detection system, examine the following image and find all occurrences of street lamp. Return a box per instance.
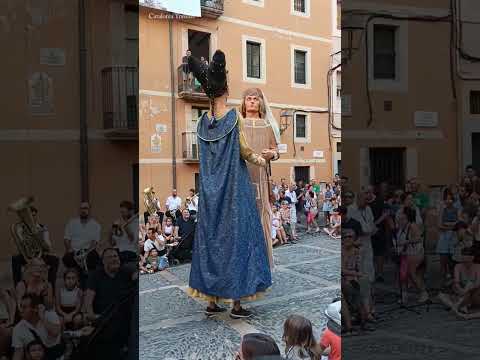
[279,109,295,134]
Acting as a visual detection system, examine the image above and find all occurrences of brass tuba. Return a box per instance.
[8,196,49,261]
[143,187,160,217]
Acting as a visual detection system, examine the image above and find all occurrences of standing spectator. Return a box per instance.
[63,202,101,286]
[295,180,305,224]
[182,49,193,89]
[437,192,460,287]
[200,56,209,66]
[111,201,138,264]
[305,190,320,233]
[11,294,63,360]
[395,210,429,304]
[285,184,298,240]
[165,189,182,224]
[11,206,59,289]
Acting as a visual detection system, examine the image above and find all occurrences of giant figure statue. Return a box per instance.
[187,50,272,319]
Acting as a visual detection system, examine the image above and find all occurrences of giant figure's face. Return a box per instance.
[245,95,260,114]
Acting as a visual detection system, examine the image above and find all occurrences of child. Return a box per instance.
[283,315,321,360]
[319,301,341,360]
[272,205,288,246]
[25,340,46,360]
[56,269,82,330]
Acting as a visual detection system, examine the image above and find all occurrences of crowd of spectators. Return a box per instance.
[0,201,137,360]
[341,165,480,335]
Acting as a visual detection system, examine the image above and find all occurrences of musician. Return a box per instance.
[11,206,59,288]
[143,189,163,225]
[111,201,138,264]
[63,202,101,286]
[186,188,198,218]
[165,189,182,224]
[170,209,195,263]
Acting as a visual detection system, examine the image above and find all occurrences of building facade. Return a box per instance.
[342,0,463,191]
[0,0,138,261]
[139,0,339,209]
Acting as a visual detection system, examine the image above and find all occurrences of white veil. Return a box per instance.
[262,92,282,145]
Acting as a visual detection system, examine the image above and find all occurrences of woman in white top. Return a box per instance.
[163,217,175,244]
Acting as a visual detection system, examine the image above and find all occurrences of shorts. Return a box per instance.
[437,231,455,255]
[271,227,277,239]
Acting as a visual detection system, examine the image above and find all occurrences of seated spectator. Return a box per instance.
[84,248,136,360]
[24,340,46,360]
[0,288,16,359]
[170,209,195,264]
[163,217,175,244]
[235,333,282,360]
[55,269,82,330]
[140,248,165,274]
[16,259,53,311]
[282,315,321,360]
[279,201,293,243]
[324,209,341,239]
[272,205,287,246]
[11,294,63,360]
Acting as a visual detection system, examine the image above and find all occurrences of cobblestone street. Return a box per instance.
[139,230,340,360]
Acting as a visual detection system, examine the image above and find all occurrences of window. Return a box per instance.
[291,45,311,88]
[247,41,261,79]
[470,91,480,114]
[242,35,266,83]
[295,114,306,138]
[294,0,306,12]
[291,0,310,17]
[336,142,342,153]
[373,25,397,79]
[294,50,307,84]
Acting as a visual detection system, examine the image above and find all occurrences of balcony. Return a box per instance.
[182,131,199,162]
[201,0,224,18]
[177,65,209,102]
[101,66,138,139]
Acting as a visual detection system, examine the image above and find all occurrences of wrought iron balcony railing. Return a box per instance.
[201,0,224,18]
[101,66,138,138]
[177,65,208,102]
[182,131,199,162]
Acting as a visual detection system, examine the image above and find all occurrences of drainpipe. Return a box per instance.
[79,0,89,201]
[169,17,177,189]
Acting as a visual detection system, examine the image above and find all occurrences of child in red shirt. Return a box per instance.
[319,301,341,360]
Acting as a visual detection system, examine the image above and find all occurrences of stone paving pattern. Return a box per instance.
[139,230,340,359]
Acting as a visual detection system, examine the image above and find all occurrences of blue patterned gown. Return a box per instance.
[188,108,272,302]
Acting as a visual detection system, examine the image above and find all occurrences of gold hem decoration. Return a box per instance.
[186,287,269,304]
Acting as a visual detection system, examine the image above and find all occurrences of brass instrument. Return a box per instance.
[112,212,139,237]
[8,196,49,261]
[144,187,160,217]
[73,248,92,273]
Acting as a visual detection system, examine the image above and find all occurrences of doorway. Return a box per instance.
[188,30,211,61]
[472,133,480,174]
[369,147,405,188]
[294,166,310,184]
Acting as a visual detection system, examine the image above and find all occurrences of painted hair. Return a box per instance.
[241,88,266,118]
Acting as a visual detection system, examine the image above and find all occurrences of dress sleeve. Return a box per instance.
[238,112,267,167]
